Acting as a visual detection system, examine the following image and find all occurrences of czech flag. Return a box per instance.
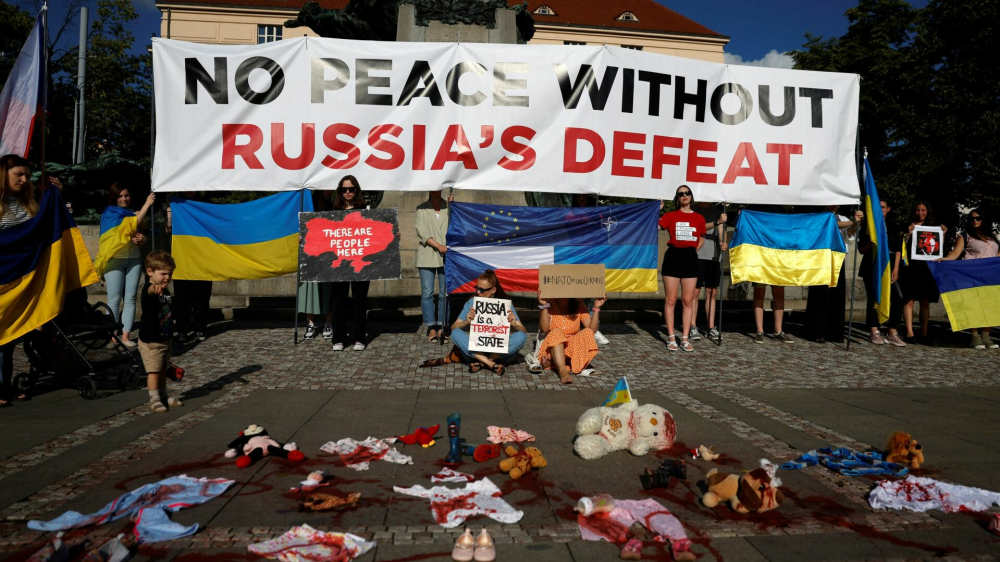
[863,158,891,323]
[730,210,847,287]
[927,257,1000,332]
[0,189,99,346]
[0,11,45,157]
[445,201,659,293]
[603,376,632,406]
[93,206,138,278]
[170,191,312,281]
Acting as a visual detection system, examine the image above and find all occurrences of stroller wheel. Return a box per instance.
[13,372,34,394]
[77,377,98,400]
[118,368,140,391]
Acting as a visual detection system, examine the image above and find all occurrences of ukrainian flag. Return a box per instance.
[730,210,847,287]
[863,158,891,323]
[92,206,137,278]
[170,191,312,281]
[0,189,99,345]
[927,258,1000,332]
[603,376,632,406]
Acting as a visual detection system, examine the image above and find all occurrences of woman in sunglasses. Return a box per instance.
[939,208,999,349]
[658,185,706,352]
[329,175,371,351]
[449,270,527,375]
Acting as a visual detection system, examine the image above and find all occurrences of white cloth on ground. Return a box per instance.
[319,437,412,471]
[431,468,475,483]
[869,476,1000,513]
[248,525,374,562]
[577,498,691,547]
[393,477,523,528]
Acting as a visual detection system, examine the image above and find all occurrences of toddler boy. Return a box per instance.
[138,250,182,412]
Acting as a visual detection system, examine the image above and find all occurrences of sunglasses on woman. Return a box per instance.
[971,215,982,221]
[475,285,494,293]
[340,186,357,193]
[677,191,692,197]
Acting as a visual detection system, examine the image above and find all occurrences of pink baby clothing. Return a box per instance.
[486,426,535,444]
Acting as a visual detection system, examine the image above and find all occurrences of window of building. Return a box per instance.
[564,41,586,46]
[257,25,282,44]
[616,11,639,22]
[534,5,556,16]
[622,45,643,51]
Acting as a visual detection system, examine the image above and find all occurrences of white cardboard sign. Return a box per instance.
[468,297,512,354]
[911,226,944,261]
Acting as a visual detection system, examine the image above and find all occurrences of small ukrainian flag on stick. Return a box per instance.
[603,376,632,406]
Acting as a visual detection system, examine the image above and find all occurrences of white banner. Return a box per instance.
[152,37,860,204]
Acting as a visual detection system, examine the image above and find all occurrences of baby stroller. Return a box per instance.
[14,288,144,399]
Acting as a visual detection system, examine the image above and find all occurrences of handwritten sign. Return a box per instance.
[911,226,944,261]
[299,209,401,281]
[468,297,512,354]
[539,264,606,298]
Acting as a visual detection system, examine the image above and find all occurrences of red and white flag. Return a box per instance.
[0,12,45,157]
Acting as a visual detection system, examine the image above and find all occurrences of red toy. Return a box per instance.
[398,424,441,447]
[225,424,306,468]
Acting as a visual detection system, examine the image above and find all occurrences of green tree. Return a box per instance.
[0,1,36,85]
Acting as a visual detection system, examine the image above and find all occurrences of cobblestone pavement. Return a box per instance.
[2,320,999,562]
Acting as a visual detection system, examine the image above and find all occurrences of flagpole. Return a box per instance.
[294,189,304,345]
[846,128,863,351]
[39,1,48,177]
[717,202,727,346]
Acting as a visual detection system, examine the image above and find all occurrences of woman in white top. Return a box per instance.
[940,209,1000,349]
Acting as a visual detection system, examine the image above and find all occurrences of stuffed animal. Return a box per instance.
[398,424,441,447]
[885,432,924,469]
[499,445,547,479]
[225,424,306,468]
[574,400,676,460]
[701,466,784,514]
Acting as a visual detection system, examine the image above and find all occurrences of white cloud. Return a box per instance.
[724,49,795,70]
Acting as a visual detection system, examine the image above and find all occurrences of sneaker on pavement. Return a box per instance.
[304,324,318,340]
[593,331,610,345]
[331,342,344,351]
[870,330,885,345]
[707,327,720,340]
[984,335,1000,349]
[195,332,206,341]
[885,333,907,347]
[971,333,986,349]
[354,342,366,351]
[120,338,137,348]
[322,324,333,340]
[773,332,794,344]
[688,327,702,341]
[753,332,765,344]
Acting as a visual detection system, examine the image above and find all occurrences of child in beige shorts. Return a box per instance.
[137,250,183,413]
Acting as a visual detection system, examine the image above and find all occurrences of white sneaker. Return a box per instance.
[579,368,596,377]
[331,343,344,351]
[322,325,333,340]
[353,342,366,351]
[120,338,137,348]
[707,327,720,339]
[593,331,610,345]
[688,327,702,341]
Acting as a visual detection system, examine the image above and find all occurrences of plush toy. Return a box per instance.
[701,466,784,514]
[499,445,547,479]
[225,424,306,468]
[574,400,676,460]
[398,424,441,447]
[885,432,924,469]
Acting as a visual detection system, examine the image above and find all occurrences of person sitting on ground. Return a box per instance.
[537,295,606,385]
[571,193,611,346]
[939,208,999,349]
[448,270,527,375]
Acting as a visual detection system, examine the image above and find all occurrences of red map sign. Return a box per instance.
[299,209,401,281]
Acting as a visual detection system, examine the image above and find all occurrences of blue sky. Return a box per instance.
[30,0,928,63]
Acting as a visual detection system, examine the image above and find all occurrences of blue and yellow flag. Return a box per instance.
[0,189,99,345]
[92,206,137,278]
[170,191,312,281]
[603,376,632,406]
[862,158,891,324]
[927,258,1000,332]
[730,210,847,287]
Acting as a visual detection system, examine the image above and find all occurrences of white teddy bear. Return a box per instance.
[574,400,676,460]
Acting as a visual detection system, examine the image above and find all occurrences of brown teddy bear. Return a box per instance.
[885,432,924,469]
[499,445,547,479]
[701,468,784,514]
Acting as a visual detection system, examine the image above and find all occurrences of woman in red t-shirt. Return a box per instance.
[658,185,706,352]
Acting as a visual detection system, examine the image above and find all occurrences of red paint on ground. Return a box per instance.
[113,454,227,490]
[429,492,491,525]
[337,444,389,467]
[577,512,630,544]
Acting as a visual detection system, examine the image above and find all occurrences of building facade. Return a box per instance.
[155,0,728,61]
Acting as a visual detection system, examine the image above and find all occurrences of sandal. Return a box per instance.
[420,358,447,368]
[490,363,505,376]
[427,327,440,343]
[680,336,694,352]
[468,362,483,373]
[666,335,679,352]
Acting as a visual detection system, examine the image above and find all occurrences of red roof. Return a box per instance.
[156,0,725,38]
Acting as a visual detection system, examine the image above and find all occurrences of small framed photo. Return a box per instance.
[911,226,944,261]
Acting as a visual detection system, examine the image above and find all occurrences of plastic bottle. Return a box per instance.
[575,494,615,516]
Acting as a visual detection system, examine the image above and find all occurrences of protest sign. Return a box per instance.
[468,297,512,354]
[152,38,860,205]
[911,226,944,261]
[539,264,606,299]
[299,209,401,281]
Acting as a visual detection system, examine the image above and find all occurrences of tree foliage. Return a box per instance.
[791,0,999,235]
[0,2,36,85]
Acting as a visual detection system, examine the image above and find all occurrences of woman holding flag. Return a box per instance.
[93,184,155,348]
[939,209,1000,349]
[658,186,706,352]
